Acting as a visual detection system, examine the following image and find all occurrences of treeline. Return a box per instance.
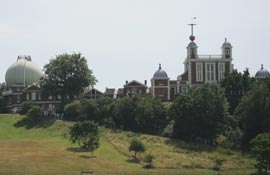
[64,96,170,135]
[62,69,270,149]
[15,68,270,149]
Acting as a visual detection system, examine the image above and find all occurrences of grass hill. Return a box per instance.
[0,114,256,175]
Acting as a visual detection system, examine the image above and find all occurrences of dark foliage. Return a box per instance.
[70,120,99,155]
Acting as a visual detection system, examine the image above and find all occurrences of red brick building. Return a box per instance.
[151,35,233,101]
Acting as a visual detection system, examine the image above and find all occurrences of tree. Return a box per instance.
[236,79,270,146]
[111,97,138,131]
[144,154,155,168]
[136,97,169,135]
[172,84,230,144]
[27,106,43,123]
[220,69,254,114]
[95,96,114,125]
[78,99,97,122]
[251,133,270,174]
[64,100,81,121]
[70,120,99,155]
[129,138,146,159]
[40,53,97,111]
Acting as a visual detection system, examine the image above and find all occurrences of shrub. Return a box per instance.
[144,154,155,168]
[19,101,35,115]
[27,106,43,123]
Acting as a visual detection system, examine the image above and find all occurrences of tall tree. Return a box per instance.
[236,79,270,146]
[220,69,254,114]
[251,133,270,174]
[40,53,97,111]
[172,84,230,144]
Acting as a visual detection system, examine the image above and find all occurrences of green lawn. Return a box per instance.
[0,114,256,175]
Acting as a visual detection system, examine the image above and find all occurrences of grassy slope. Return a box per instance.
[0,114,255,175]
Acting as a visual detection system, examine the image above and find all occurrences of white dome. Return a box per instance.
[5,56,42,86]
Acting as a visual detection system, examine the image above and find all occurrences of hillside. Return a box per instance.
[0,114,256,175]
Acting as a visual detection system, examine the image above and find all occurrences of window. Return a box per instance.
[159,82,164,86]
[31,92,36,100]
[26,93,30,100]
[159,89,163,96]
[225,48,231,58]
[181,87,188,93]
[16,95,21,103]
[196,63,203,82]
[205,63,215,82]
[218,63,225,81]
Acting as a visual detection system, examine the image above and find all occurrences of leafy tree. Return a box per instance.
[19,101,35,115]
[27,106,43,123]
[251,133,270,174]
[144,154,155,168]
[64,100,80,121]
[40,53,97,111]
[129,138,146,159]
[136,97,169,134]
[111,96,169,134]
[172,84,230,144]
[236,79,270,146]
[70,120,99,155]
[221,69,254,114]
[95,96,114,125]
[64,99,97,122]
[111,97,138,131]
[78,99,97,122]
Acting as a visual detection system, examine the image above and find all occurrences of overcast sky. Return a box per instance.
[0,0,269,91]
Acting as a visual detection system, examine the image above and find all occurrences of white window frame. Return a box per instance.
[205,63,216,82]
[181,87,188,93]
[196,62,203,82]
[31,92,36,100]
[218,62,225,81]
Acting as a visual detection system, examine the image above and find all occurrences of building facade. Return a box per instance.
[151,34,233,101]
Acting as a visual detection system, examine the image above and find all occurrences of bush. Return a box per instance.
[19,101,35,115]
[27,106,43,123]
[213,158,226,171]
[144,154,155,168]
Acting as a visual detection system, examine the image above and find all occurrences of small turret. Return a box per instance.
[221,38,232,59]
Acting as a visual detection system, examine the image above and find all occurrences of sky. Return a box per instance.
[0,0,269,91]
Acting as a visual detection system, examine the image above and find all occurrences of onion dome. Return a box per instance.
[255,64,270,78]
[153,64,168,78]
[5,56,42,86]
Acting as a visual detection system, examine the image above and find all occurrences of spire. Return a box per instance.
[261,64,264,70]
[159,64,161,70]
[225,38,227,43]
